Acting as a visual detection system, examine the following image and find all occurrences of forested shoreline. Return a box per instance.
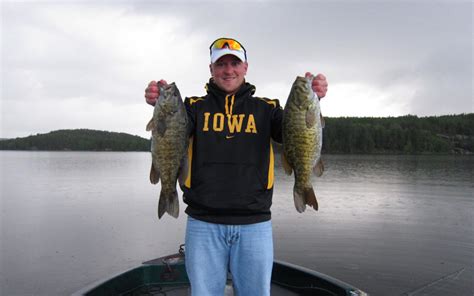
[1,114,472,154]
[320,114,473,154]
[0,129,150,151]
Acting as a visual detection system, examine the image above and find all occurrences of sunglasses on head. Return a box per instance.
[210,38,246,54]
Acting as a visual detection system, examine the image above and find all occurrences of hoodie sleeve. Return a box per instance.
[184,97,196,137]
[270,100,284,143]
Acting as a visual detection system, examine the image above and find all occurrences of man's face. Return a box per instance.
[210,55,248,94]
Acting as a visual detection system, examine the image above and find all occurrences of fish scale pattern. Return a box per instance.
[282,76,323,212]
[149,83,189,219]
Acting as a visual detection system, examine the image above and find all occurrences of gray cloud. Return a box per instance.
[1,1,472,138]
[409,44,473,115]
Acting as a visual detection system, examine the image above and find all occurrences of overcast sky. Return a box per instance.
[1,0,472,139]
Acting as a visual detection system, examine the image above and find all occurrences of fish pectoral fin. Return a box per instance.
[177,154,189,190]
[313,158,324,177]
[146,118,155,131]
[158,189,179,219]
[150,163,160,184]
[305,109,317,128]
[281,153,293,175]
[320,113,325,128]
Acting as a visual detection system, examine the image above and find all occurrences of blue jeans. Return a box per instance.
[185,216,273,296]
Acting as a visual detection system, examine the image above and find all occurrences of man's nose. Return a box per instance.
[223,63,233,73]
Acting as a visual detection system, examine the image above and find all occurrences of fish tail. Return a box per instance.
[293,185,319,213]
[293,186,306,213]
[158,189,179,219]
[304,186,319,211]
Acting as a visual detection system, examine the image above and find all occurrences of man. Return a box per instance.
[144,37,328,296]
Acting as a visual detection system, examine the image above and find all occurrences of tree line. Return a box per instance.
[1,114,473,154]
[0,129,150,151]
[320,114,473,154]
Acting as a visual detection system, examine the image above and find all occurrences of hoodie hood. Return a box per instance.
[206,78,256,98]
[205,79,257,118]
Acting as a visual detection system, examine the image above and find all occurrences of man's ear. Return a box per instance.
[243,62,248,75]
[209,64,214,76]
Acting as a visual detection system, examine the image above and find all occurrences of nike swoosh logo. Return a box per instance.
[226,135,235,139]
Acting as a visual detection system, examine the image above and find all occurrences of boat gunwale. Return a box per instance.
[72,255,368,296]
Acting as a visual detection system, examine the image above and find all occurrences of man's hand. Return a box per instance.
[145,79,168,106]
[305,72,328,99]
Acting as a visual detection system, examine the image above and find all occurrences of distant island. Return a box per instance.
[0,129,150,151]
[0,114,473,154]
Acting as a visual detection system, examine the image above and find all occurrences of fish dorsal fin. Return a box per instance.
[146,118,155,131]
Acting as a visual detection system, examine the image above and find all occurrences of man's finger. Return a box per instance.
[147,85,159,93]
[145,92,158,99]
[312,78,328,88]
[314,73,326,80]
[312,81,328,88]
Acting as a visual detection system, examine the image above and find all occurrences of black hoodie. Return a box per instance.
[182,79,283,224]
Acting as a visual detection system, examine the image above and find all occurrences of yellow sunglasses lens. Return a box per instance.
[211,39,243,51]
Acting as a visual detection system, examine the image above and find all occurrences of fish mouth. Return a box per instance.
[294,77,313,91]
[295,76,311,85]
[161,82,176,90]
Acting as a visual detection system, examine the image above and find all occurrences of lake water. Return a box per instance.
[0,152,472,296]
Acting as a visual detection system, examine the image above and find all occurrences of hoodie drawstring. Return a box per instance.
[225,94,235,117]
[225,94,236,136]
